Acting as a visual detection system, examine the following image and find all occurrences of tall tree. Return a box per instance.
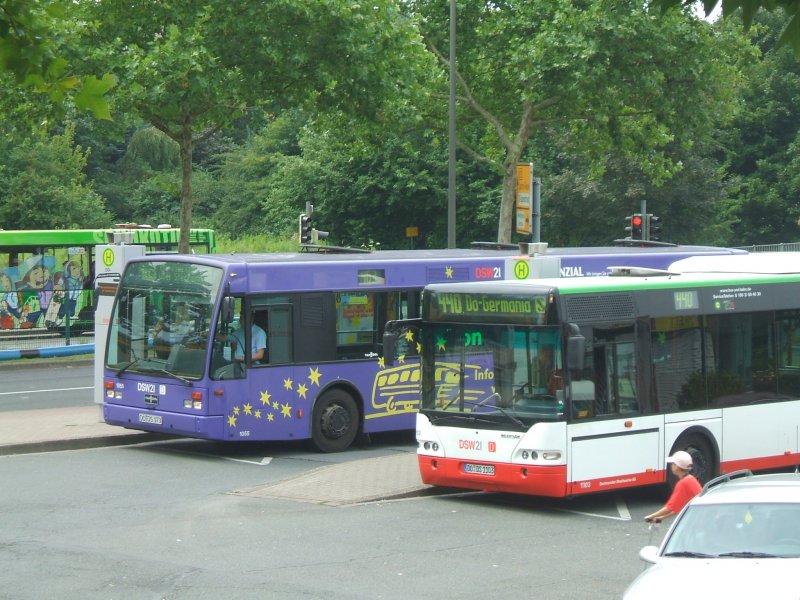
[78,0,432,252]
[414,0,744,243]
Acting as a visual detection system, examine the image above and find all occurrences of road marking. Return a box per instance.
[220,456,273,466]
[0,386,93,396]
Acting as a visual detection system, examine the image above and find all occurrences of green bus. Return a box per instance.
[0,227,216,335]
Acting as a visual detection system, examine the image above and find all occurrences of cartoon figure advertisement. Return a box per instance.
[1,252,86,331]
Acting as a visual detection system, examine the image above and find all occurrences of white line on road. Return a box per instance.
[0,386,93,396]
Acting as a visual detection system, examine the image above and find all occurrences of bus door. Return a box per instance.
[568,325,661,493]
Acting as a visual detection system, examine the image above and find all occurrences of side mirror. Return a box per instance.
[566,324,585,373]
[638,545,659,564]
[220,296,235,324]
[383,330,398,366]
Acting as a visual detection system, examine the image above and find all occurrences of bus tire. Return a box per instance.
[311,389,359,453]
[670,434,716,487]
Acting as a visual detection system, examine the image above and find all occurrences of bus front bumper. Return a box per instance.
[103,403,225,440]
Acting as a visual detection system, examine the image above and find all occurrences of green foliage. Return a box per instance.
[0,123,112,228]
[216,234,296,254]
[653,0,800,55]
[715,11,800,244]
[0,0,115,119]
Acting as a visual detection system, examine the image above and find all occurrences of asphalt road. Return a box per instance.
[0,433,667,600]
[0,361,668,598]
[0,360,94,412]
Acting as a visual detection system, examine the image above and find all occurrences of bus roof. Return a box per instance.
[668,252,800,274]
[423,266,800,296]
[134,244,744,266]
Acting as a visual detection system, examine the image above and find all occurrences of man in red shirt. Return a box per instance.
[644,450,702,522]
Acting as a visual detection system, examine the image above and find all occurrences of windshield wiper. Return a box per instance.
[717,551,778,558]
[154,369,192,385]
[429,413,497,425]
[116,358,143,377]
[663,551,716,558]
[436,395,527,431]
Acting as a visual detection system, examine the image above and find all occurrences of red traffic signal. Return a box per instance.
[625,214,644,240]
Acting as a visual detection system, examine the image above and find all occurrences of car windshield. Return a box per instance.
[663,502,800,558]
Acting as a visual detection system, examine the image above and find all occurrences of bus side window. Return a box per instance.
[266,305,292,364]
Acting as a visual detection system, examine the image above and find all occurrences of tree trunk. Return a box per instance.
[497,160,518,244]
[178,122,193,255]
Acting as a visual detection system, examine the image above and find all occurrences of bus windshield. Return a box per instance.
[421,322,565,423]
[106,261,223,379]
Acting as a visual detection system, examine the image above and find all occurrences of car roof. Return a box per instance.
[691,472,800,506]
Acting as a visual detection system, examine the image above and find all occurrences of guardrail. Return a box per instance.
[0,343,94,361]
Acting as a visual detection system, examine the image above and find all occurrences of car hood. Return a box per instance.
[623,558,800,600]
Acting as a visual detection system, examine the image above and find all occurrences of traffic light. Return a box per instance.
[647,214,662,241]
[625,214,644,240]
[299,213,312,244]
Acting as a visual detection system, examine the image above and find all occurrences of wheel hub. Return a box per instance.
[320,403,350,439]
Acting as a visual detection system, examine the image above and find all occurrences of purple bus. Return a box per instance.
[102,245,745,451]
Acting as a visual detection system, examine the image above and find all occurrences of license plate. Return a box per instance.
[138,413,162,425]
[464,463,495,475]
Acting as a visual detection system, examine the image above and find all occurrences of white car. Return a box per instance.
[624,470,800,600]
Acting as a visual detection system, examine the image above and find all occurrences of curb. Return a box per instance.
[0,432,171,456]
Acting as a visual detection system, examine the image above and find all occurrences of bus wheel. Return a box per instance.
[312,390,359,453]
[672,435,716,487]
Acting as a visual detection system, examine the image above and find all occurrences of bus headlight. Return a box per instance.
[520,450,561,461]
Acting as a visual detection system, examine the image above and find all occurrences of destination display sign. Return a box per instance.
[428,291,546,324]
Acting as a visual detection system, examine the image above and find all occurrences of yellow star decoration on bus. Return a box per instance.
[378,356,385,368]
[398,354,405,363]
[233,406,240,416]
[272,400,279,410]
[416,342,422,353]
[283,377,293,390]
[445,266,454,279]
[267,412,275,422]
[437,336,446,350]
[227,414,236,427]
[297,383,308,399]
[308,367,321,386]
[404,330,415,342]
[255,410,262,419]
[243,403,253,415]
[260,390,271,405]
[281,402,292,418]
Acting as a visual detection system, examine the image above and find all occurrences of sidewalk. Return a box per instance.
[0,404,437,504]
[0,404,158,456]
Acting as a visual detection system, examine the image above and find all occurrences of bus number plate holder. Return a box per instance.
[139,413,162,425]
[463,463,495,476]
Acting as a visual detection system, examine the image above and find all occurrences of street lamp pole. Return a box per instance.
[447,0,457,248]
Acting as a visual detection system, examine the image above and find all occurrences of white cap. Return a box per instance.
[666,450,693,470]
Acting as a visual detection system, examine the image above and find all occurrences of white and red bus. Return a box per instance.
[385,253,800,495]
